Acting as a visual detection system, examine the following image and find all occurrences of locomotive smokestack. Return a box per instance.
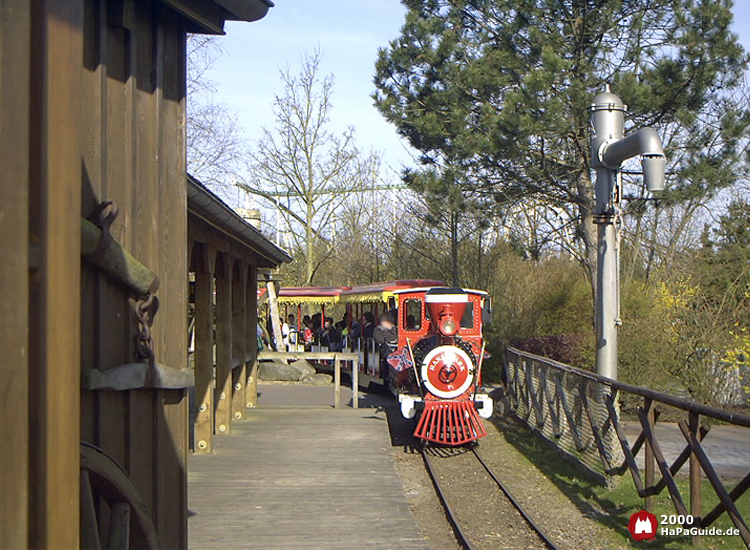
[425,288,468,337]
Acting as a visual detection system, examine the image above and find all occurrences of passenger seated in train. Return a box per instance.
[341,313,361,341]
[302,315,314,350]
[320,317,341,351]
[281,314,295,350]
[333,320,346,352]
[373,313,398,380]
[362,311,375,339]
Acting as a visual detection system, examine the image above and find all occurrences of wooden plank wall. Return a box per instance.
[0,1,32,546]
[80,1,188,547]
[27,2,85,548]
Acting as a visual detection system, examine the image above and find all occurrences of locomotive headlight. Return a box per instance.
[440,319,457,336]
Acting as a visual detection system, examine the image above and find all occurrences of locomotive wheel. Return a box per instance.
[80,442,160,549]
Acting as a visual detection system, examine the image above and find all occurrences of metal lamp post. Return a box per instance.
[590,86,666,380]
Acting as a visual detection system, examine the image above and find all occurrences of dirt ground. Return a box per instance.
[385,403,627,550]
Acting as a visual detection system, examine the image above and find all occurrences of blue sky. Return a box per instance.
[207,1,750,181]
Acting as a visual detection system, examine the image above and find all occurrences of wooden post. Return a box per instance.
[689,411,702,544]
[334,355,341,409]
[193,245,215,453]
[265,277,284,351]
[26,2,83,547]
[215,254,233,435]
[232,260,247,421]
[0,0,30,510]
[0,1,31,545]
[352,357,358,409]
[644,398,655,512]
[246,265,258,408]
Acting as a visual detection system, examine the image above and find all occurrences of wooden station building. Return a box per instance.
[0,0,287,548]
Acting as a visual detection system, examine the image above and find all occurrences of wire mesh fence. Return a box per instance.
[504,346,750,547]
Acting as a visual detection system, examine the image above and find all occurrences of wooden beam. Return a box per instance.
[188,214,283,268]
[215,253,233,435]
[193,245,215,453]
[246,265,259,408]
[334,356,341,409]
[27,1,84,547]
[679,420,750,545]
[644,399,655,512]
[689,411,702,545]
[81,217,157,296]
[637,406,688,517]
[257,352,359,361]
[231,260,247,421]
[605,395,645,493]
[265,278,284,351]
[159,0,225,34]
[0,0,30,545]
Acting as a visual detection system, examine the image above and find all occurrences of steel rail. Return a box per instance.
[422,445,560,550]
[421,448,476,550]
[472,448,559,550]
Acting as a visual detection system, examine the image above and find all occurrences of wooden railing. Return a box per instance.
[504,346,750,547]
[256,351,360,409]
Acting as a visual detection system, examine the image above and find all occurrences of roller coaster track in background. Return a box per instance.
[422,445,560,550]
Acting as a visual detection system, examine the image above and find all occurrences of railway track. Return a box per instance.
[422,445,560,550]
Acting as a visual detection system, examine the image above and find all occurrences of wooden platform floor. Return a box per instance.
[188,407,430,549]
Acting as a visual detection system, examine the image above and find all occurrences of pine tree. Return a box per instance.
[374,0,750,287]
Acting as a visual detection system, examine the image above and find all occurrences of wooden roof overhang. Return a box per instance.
[188,175,291,270]
[159,0,274,35]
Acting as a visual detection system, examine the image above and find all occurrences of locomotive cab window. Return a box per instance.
[403,299,422,330]
[461,302,474,329]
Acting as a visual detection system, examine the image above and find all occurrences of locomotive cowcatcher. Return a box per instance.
[386,287,493,445]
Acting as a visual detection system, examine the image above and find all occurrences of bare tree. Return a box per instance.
[241,50,380,285]
[186,35,245,191]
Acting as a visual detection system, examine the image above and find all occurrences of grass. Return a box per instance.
[492,415,749,550]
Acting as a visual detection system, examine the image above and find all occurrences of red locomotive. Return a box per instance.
[387,286,493,445]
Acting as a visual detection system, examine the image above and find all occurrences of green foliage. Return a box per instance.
[487,252,592,341]
[618,281,690,392]
[374,0,750,282]
[698,199,750,324]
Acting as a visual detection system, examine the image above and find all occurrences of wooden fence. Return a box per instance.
[504,346,750,547]
[256,352,360,409]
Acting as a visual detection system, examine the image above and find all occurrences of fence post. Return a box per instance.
[689,411,702,544]
[334,355,341,409]
[644,397,655,512]
[352,358,358,409]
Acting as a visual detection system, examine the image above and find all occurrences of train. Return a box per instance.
[387,286,493,445]
[262,280,494,446]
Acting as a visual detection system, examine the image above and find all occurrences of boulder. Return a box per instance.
[291,359,317,378]
[300,373,333,386]
[258,361,304,382]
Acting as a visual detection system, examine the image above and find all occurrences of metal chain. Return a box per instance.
[132,287,159,368]
[89,200,162,369]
